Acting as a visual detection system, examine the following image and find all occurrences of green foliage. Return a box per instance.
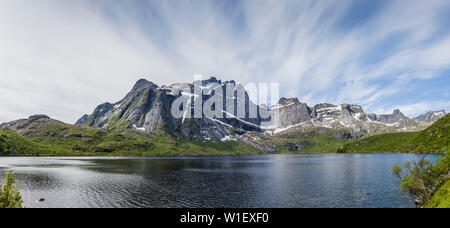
[0,116,358,156]
[339,114,449,153]
[0,171,23,208]
[406,114,450,153]
[338,132,421,153]
[0,121,267,157]
[261,128,355,153]
[0,129,54,156]
[424,180,450,208]
[173,139,264,156]
[392,153,450,207]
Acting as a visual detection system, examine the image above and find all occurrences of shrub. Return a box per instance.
[393,154,450,207]
[0,171,23,208]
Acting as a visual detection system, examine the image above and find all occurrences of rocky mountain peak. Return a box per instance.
[194,76,222,86]
[74,77,447,141]
[0,115,57,136]
[393,109,404,116]
[28,114,50,121]
[278,97,300,106]
[75,114,89,125]
[132,78,158,90]
[341,104,363,112]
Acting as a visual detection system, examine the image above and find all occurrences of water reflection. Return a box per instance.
[0,154,440,208]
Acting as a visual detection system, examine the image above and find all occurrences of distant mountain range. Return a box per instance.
[0,77,447,156]
[75,77,446,142]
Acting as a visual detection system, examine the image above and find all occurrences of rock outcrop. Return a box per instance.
[0,114,57,136]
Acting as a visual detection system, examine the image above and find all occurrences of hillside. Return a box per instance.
[257,127,359,153]
[0,128,54,156]
[338,114,450,153]
[0,112,447,157]
[0,115,355,156]
[424,180,450,208]
[0,115,263,156]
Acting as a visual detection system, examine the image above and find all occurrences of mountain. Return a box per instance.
[76,77,268,143]
[337,113,450,153]
[76,77,445,142]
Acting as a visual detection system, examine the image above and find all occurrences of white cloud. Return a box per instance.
[0,0,449,123]
[0,0,180,123]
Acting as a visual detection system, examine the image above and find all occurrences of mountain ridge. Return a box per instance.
[0,77,446,155]
[75,78,446,142]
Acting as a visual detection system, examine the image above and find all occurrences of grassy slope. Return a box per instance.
[0,124,341,156]
[424,180,450,208]
[0,120,263,156]
[1,116,356,156]
[338,114,449,154]
[6,113,445,156]
[260,128,355,153]
[0,129,55,156]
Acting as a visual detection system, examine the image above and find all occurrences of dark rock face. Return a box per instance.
[0,115,59,136]
[75,78,268,142]
[286,142,310,151]
[74,77,445,142]
[28,114,50,121]
[75,114,88,125]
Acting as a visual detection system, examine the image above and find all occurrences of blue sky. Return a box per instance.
[0,0,449,123]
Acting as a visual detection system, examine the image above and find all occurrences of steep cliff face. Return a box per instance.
[76,77,267,142]
[76,77,446,142]
[270,98,311,129]
[267,99,440,134]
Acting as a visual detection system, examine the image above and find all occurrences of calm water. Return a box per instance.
[0,154,441,208]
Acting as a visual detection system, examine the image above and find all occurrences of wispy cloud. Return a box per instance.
[0,0,449,123]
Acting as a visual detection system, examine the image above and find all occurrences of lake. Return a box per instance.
[0,154,440,208]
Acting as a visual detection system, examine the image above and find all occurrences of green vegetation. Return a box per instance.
[1,114,447,156]
[424,180,450,208]
[0,171,23,208]
[0,129,54,156]
[338,131,421,153]
[339,114,449,153]
[260,128,355,153]
[393,153,449,207]
[0,119,265,156]
[173,139,264,156]
[0,115,358,156]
